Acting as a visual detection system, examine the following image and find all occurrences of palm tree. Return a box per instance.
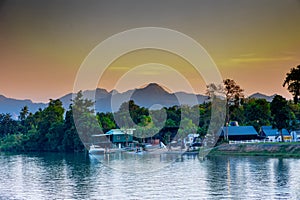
[283,65,300,104]
[19,106,29,121]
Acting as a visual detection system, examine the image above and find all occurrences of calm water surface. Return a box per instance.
[0,152,300,199]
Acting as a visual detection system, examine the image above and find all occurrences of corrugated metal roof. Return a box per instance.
[261,126,290,136]
[106,129,125,135]
[220,126,258,136]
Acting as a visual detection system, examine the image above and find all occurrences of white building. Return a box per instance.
[260,126,291,142]
[291,131,300,142]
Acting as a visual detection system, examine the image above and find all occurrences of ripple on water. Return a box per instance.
[1,153,300,199]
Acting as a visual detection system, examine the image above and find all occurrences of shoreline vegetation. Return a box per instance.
[2,142,300,158]
[208,142,300,158]
[1,74,300,155]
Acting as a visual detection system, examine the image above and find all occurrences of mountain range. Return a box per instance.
[248,92,277,102]
[0,83,276,118]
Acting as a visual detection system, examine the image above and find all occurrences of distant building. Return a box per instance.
[290,130,300,142]
[185,134,199,144]
[260,126,291,142]
[183,134,199,148]
[219,126,259,141]
[229,121,239,126]
[106,129,134,148]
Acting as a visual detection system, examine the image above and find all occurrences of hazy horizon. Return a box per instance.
[1,0,299,102]
[0,82,280,104]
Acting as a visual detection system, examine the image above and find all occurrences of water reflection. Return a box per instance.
[204,156,300,199]
[89,152,182,173]
[1,153,300,199]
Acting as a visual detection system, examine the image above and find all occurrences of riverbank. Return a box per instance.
[208,142,300,157]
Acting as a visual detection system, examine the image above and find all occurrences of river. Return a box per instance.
[0,152,299,199]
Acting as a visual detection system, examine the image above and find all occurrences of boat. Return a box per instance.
[122,146,145,154]
[144,142,168,153]
[89,144,106,154]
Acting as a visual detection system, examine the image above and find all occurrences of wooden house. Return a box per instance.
[106,129,133,148]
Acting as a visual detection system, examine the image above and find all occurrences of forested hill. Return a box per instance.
[0,83,277,117]
[0,95,46,118]
[1,83,209,116]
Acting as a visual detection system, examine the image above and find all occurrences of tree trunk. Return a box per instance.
[226,102,230,141]
[279,129,285,142]
[294,95,298,104]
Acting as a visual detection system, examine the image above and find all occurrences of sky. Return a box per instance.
[0,0,300,102]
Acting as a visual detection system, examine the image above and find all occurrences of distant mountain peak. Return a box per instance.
[1,83,284,117]
[96,88,109,93]
[248,92,276,102]
[0,94,6,100]
[109,89,119,94]
[140,82,162,89]
[139,83,172,93]
[146,83,161,87]
[0,95,46,119]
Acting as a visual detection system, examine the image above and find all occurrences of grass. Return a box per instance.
[208,142,300,158]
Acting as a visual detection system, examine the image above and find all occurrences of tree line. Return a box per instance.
[0,65,300,152]
[1,90,299,152]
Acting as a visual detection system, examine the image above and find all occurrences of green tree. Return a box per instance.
[24,112,35,131]
[46,122,64,151]
[114,101,135,128]
[230,106,245,124]
[162,131,172,147]
[134,126,159,143]
[177,118,197,143]
[97,112,116,132]
[72,91,101,149]
[114,100,151,128]
[270,95,290,142]
[224,79,244,108]
[283,65,300,104]
[22,127,39,151]
[288,102,300,130]
[19,106,29,122]
[207,79,244,124]
[18,106,35,133]
[36,99,65,150]
[0,113,18,138]
[165,119,177,128]
[165,106,181,127]
[198,103,210,127]
[0,133,25,152]
[206,79,243,140]
[243,98,271,131]
[128,100,149,125]
[150,108,167,128]
[62,108,84,152]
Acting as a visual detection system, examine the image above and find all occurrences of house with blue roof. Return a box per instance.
[291,130,300,142]
[260,126,291,142]
[106,129,134,148]
[219,126,259,141]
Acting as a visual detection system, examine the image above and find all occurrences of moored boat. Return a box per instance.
[89,144,106,154]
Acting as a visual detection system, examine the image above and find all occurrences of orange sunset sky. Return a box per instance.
[0,0,300,103]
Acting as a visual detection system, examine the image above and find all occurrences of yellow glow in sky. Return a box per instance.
[0,0,299,102]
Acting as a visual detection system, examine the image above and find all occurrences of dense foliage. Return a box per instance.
[1,89,300,152]
[283,65,300,104]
